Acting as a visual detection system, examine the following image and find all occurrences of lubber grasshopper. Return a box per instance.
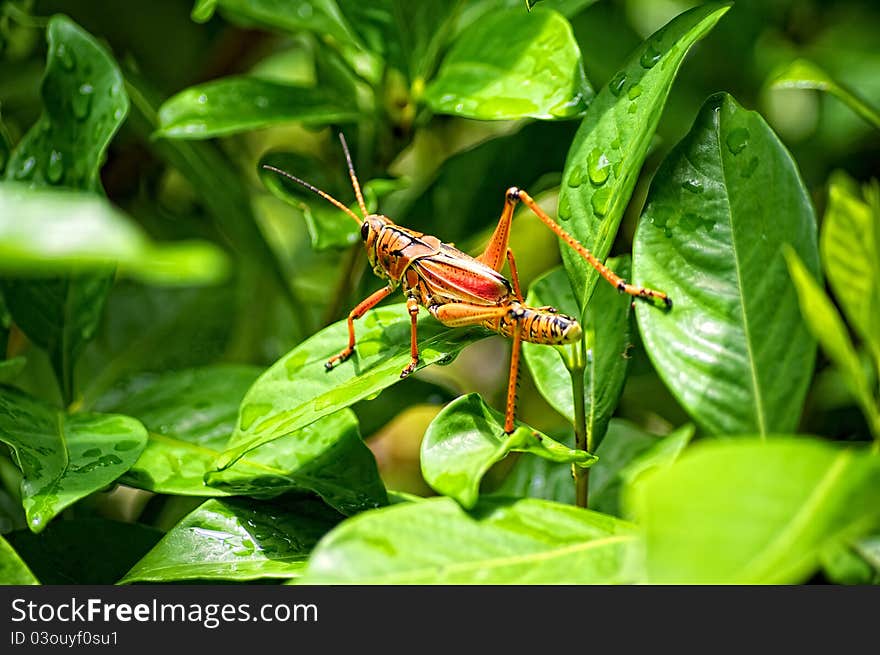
[263,134,671,434]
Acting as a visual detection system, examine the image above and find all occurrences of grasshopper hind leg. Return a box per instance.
[399,296,421,379]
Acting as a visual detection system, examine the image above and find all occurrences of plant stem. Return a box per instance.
[569,347,589,508]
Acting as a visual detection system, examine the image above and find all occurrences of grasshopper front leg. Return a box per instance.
[326,284,394,371]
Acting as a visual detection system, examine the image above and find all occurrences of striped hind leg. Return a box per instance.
[430,302,524,433]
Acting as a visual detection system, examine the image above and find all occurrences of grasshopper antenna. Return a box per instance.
[338,132,368,218]
[261,164,362,225]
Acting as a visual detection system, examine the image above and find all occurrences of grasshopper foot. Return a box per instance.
[399,358,419,379]
[325,347,354,371]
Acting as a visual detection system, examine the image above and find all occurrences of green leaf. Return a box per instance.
[616,423,694,488]
[2,274,113,404]
[2,15,131,403]
[93,366,385,514]
[77,283,236,408]
[819,173,880,365]
[558,3,730,312]
[5,519,162,584]
[822,538,880,585]
[92,365,262,496]
[210,411,387,516]
[196,0,362,47]
[628,438,880,584]
[633,93,820,436]
[156,76,360,139]
[522,259,632,446]
[198,0,381,83]
[424,8,591,120]
[0,387,147,533]
[495,419,693,516]
[493,451,575,505]
[217,304,488,468]
[420,393,596,509]
[527,0,598,11]
[0,535,39,584]
[5,16,128,190]
[0,184,229,284]
[0,356,26,383]
[770,59,880,130]
[121,498,341,583]
[0,111,10,176]
[590,421,693,516]
[785,249,880,440]
[337,1,461,83]
[301,496,641,583]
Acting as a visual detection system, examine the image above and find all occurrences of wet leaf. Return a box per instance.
[122,498,341,583]
[156,76,360,139]
[424,8,591,120]
[208,410,387,516]
[93,366,385,514]
[92,365,262,496]
[0,387,147,533]
[628,438,880,583]
[420,393,595,509]
[217,305,488,468]
[302,496,641,583]
[633,93,820,435]
[559,3,730,312]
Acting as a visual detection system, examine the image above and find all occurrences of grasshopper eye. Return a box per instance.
[360,222,370,241]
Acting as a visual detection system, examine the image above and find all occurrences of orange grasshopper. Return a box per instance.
[263,134,670,434]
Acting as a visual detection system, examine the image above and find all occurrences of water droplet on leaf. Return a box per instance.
[681,179,703,194]
[609,72,627,97]
[587,149,611,186]
[240,403,273,432]
[557,194,571,221]
[57,44,75,71]
[46,151,64,184]
[114,440,140,452]
[726,127,750,155]
[567,165,585,188]
[741,156,759,179]
[591,187,613,217]
[640,41,662,69]
[627,84,643,100]
[72,85,93,120]
[15,156,36,180]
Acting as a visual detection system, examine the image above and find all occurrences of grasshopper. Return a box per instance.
[263,134,670,434]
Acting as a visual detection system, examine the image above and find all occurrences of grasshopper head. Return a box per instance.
[360,214,389,246]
